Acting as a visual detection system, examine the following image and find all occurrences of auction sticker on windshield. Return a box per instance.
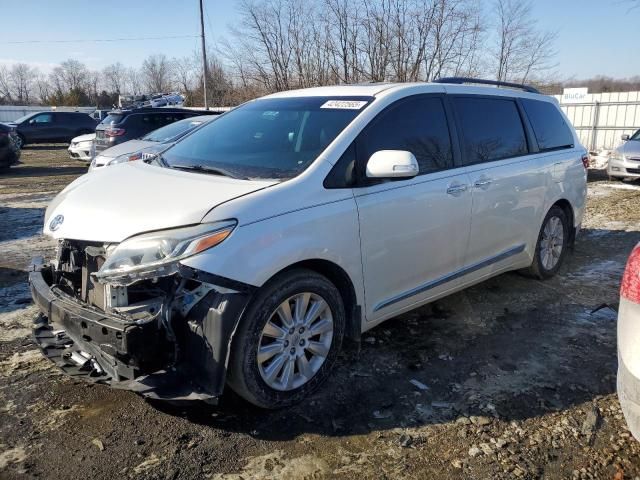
[320,100,368,109]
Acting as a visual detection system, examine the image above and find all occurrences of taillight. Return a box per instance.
[104,128,125,137]
[581,153,590,169]
[621,244,640,304]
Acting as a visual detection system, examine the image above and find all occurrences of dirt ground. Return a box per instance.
[1,146,640,480]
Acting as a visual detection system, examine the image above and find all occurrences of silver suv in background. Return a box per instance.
[608,129,640,180]
[29,78,587,408]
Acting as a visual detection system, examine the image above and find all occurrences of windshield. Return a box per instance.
[631,129,640,141]
[162,96,372,180]
[142,117,207,142]
[13,113,35,124]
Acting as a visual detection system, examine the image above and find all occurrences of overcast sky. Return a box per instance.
[0,0,637,79]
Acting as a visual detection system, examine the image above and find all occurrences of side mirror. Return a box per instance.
[622,134,630,141]
[366,150,419,179]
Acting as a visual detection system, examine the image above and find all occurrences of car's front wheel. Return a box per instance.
[15,134,25,149]
[227,269,345,408]
[526,205,570,279]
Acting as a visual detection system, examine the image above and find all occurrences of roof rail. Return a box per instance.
[433,77,540,94]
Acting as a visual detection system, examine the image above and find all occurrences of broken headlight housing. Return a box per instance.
[94,221,236,285]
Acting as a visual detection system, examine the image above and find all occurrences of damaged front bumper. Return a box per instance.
[29,260,254,404]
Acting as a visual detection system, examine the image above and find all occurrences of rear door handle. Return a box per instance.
[446,183,468,196]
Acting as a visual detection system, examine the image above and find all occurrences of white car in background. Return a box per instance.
[67,133,95,162]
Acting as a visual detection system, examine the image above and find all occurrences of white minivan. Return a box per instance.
[30,78,587,408]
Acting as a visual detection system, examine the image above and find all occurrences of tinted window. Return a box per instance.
[453,97,527,164]
[33,113,53,124]
[631,129,640,141]
[358,96,453,174]
[102,114,123,125]
[521,99,573,151]
[163,96,371,180]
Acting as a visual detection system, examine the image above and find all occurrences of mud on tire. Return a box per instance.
[227,268,345,409]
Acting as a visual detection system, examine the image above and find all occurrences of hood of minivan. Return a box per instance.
[620,140,640,158]
[44,162,277,242]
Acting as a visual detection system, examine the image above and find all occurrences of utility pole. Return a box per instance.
[199,0,209,110]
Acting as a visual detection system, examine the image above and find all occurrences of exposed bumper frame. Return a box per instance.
[29,260,255,404]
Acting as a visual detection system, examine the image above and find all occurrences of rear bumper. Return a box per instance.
[29,261,253,403]
[617,297,640,440]
[618,357,640,441]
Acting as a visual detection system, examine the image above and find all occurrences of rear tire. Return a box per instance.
[525,206,569,280]
[227,269,345,409]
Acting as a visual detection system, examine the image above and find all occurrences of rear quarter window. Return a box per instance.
[102,114,123,125]
[521,99,574,151]
[452,97,528,164]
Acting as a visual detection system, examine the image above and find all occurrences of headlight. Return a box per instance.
[94,221,236,285]
[610,151,624,162]
[108,151,143,167]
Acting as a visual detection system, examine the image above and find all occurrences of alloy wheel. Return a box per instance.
[540,215,564,270]
[257,292,334,391]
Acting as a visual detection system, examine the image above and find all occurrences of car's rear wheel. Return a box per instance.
[227,269,345,408]
[526,206,569,279]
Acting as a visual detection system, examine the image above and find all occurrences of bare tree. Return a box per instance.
[125,67,144,95]
[0,66,12,103]
[173,55,198,102]
[492,0,555,83]
[103,62,126,94]
[141,54,173,92]
[50,59,90,92]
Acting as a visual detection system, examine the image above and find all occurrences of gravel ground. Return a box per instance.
[1,148,639,479]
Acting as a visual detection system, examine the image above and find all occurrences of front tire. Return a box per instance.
[526,206,569,279]
[227,269,345,409]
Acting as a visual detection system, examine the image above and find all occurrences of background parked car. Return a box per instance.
[6,111,98,148]
[608,129,640,181]
[90,114,217,171]
[93,107,214,156]
[0,122,21,170]
[68,133,96,162]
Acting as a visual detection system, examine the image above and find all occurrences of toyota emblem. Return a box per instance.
[49,214,64,232]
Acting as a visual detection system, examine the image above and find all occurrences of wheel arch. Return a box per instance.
[551,198,576,245]
[271,259,362,341]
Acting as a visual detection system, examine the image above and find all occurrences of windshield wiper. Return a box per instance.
[170,164,247,180]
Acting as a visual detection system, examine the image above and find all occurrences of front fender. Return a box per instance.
[179,196,365,309]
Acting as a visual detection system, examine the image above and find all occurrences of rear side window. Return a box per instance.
[358,96,453,175]
[453,97,527,164]
[521,99,574,151]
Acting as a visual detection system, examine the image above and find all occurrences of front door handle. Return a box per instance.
[473,178,492,189]
[446,183,468,196]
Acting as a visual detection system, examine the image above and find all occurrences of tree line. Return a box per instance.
[0,0,637,108]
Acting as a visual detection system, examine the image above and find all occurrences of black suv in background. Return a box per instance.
[0,123,20,170]
[94,108,217,155]
[7,111,98,148]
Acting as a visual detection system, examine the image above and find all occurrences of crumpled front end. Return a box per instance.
[29,239,255,404]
